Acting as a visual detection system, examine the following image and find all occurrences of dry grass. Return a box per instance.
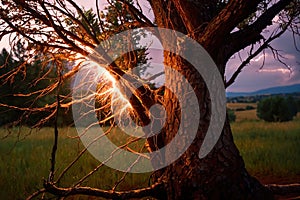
[227,102,257,110]
[235,109,259,122]
[227,102,258,122]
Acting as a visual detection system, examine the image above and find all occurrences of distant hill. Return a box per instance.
[227,84,300,98]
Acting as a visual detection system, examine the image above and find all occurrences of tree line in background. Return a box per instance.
[257,96,299,122]
[0,45,73,127]
[228,96,299,123]
[0,2,149,128]
[1,41,298,126]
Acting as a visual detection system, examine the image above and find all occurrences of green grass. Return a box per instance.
[0,127,151,200]
[0,110,300,199]
[231,117,300,178]
[229,102,300,179]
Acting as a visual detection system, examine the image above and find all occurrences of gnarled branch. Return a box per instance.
[224,0,295,62]
[43,181,164,199]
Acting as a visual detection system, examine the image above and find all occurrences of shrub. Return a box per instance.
[245,105,255,110]
[257,96,298,122]
[227,109,236,122]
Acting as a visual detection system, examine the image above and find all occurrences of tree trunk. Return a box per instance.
[147,1,275,199]
[148,54,273,200]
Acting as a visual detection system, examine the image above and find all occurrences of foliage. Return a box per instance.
[0,45,73,127]
[297,99,300,111]
[227,109,236,122]
[101,1,150,77]
[257,96,298,122]
[245,105,255,110]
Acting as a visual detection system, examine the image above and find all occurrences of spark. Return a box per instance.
[80,60,133,127]
[73,57,147,143]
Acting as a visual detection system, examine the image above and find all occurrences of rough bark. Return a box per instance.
[147,0,277,199]
[153,54,273,200]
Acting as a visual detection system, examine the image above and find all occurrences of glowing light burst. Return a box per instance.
[72,28,226,172]
[80,60,134,130]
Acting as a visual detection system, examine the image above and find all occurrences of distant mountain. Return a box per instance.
[227,84,300,97]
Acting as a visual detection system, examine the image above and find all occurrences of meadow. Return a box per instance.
[231,116,300,183]
[0,105,299,199]
[0,127,151,199]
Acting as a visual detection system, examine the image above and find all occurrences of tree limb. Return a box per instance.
[224,0,294,62]
[226,18,293,88]
[266,183,300,195]
[65,0,100,45]
[43,181,164,199]
[120,0,155,27]
[199,0,261,54]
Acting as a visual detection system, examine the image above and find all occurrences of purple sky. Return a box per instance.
[226,30,300,92]
[73,0,300,92]
[0,1,299,92]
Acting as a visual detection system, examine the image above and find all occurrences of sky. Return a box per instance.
[226,30,300,92]
[0,0,299,92]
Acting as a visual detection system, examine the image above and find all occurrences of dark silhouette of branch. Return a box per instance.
[25,188,46,200]
[143,71,164,82]
[43,181,164,199]
[49,65,62,181]
[65,0,100,45]
[225,0,295,61]
[226,17,294,88]
[120,0,155,27]
[266,183,300,196]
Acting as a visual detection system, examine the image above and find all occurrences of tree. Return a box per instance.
[297,99,300,112]
[227,109,237,123]
[0,45,53,126]
[0,48,22,125]
[257,96,298,122]
[0,43,73,127]
[0,0,299,199]
[286,96,298,117]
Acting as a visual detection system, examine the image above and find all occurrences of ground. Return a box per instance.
[0,102,299,199]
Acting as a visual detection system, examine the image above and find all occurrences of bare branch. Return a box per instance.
[266,183,300,195]
[44,181,164,199]
[225,0,295,61]
[49,64,63,181]
[120,0,155,27]
[199,0,261,53]
[65,0,100,45]
[226,18,293,88]
[25,188,46,200]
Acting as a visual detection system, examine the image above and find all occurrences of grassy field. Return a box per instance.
[230,105,300,183]
[0,105,299,199]
[227,102,259,122]
[227,102,257,110]
[0,127,151,199]
[232,118,300,182]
